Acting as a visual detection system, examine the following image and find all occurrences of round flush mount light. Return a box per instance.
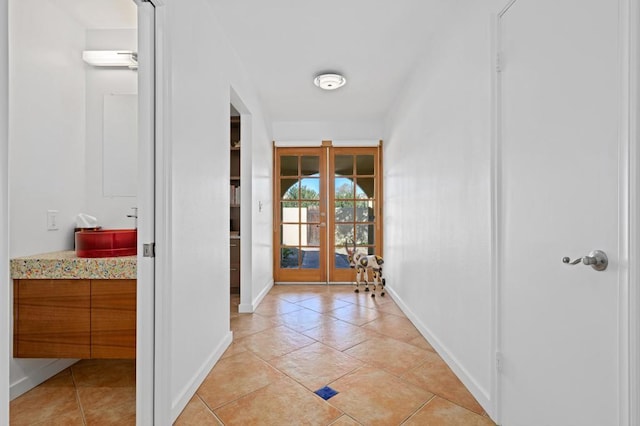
[313,73,346,90]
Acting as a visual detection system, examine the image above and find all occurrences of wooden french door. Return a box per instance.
[274,147,327,282]
[274,144,383,283]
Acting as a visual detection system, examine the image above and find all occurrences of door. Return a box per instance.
[498,0,624,424]
[329,147,382,282]
[274,144,383,283]
[135,0,156,423]
[275,147,327,282]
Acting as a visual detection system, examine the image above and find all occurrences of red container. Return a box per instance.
[75,229,137,258]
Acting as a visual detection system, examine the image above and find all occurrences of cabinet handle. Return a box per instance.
[230,268,238,271]
[230,244,237,247]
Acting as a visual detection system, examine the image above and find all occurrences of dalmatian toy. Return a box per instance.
[345,241,385,297]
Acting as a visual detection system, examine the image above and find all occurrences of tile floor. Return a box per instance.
[9,285,495,426]
[176,284,495,426]
[10,359,135,425]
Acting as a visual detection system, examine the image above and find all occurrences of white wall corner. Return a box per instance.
[170,331,232,423]
[239,278,273,313]
[386,285,494,418]
[10,359,78,400]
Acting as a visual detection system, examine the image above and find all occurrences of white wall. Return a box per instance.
[84,29,138,229]
[9,0,87,257]
[383,0,503,414]
[273,120,383,142]
[0,0,9,421]
[164,0,273,419]
[8,0,87,397]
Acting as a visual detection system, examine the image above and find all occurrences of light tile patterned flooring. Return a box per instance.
[9,284,495,425]
[176,285,495,426]
[10,359,135,425]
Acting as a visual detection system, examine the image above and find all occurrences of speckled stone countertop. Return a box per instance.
[10,250,136,280]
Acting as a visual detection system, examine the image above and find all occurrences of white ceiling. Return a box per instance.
[208,0,453,123]
[50,0,453,123]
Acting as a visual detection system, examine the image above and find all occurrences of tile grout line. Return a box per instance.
[199,382,268,415]
[195,393,226,425]
[70,366,89,426]
[398,393,437,425]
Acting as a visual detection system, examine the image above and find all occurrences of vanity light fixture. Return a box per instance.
[82,50,138,69]
[313,73,346,90]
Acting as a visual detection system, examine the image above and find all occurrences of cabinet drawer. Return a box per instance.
[230,266,240,292]
[91,279,136,359]
[230,239,240,260]
[15,279,91,358]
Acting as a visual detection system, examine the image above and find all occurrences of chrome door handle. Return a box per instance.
[562,250,608,271]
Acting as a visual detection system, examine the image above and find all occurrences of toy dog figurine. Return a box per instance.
[346,240,385,297]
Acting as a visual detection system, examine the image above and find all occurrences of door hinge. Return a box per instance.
[143,243,155,258]
[496,351,504,372]
[496,52,503,73]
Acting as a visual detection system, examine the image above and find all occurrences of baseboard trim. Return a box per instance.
[170,331,233,422]
[386,286,492,413]
[10,358,78,400]
[239,278,273,313]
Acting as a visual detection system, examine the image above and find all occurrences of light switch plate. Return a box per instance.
[47,210,59,231]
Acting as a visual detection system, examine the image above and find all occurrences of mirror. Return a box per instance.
[103,94,137,197]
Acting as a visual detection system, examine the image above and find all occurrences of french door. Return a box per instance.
[274,144,383,283]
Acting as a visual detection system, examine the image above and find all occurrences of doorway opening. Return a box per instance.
[6,0,157,423]
[230,105,241,295]
[273,142,383,284]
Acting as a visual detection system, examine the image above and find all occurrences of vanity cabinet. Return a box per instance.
[91,279,136,358]
[14,279,136,359]
[14,279,91,358]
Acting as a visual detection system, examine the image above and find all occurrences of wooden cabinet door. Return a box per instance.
[230,239,240,294]
[15,279,91,358]
[91,279,136,359]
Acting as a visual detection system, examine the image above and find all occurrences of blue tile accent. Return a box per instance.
[314,386,338,400]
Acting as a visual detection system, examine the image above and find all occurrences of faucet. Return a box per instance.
[127,207,138,229]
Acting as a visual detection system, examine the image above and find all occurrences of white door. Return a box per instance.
[135,0,156,424]
[498,0,626,424]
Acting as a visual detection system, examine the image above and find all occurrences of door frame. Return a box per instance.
[628,0,640,423]
[492,0,640,423]
[134,0,163,424]
[273,141,384,284]
[135,0,173,424]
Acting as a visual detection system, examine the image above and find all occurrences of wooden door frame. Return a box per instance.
[273,141,384,284]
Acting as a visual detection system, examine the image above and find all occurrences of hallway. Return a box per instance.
[175,285,494,425]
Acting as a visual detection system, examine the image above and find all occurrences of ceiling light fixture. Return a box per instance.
[313,73,346,90]
[82,50,138,69]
